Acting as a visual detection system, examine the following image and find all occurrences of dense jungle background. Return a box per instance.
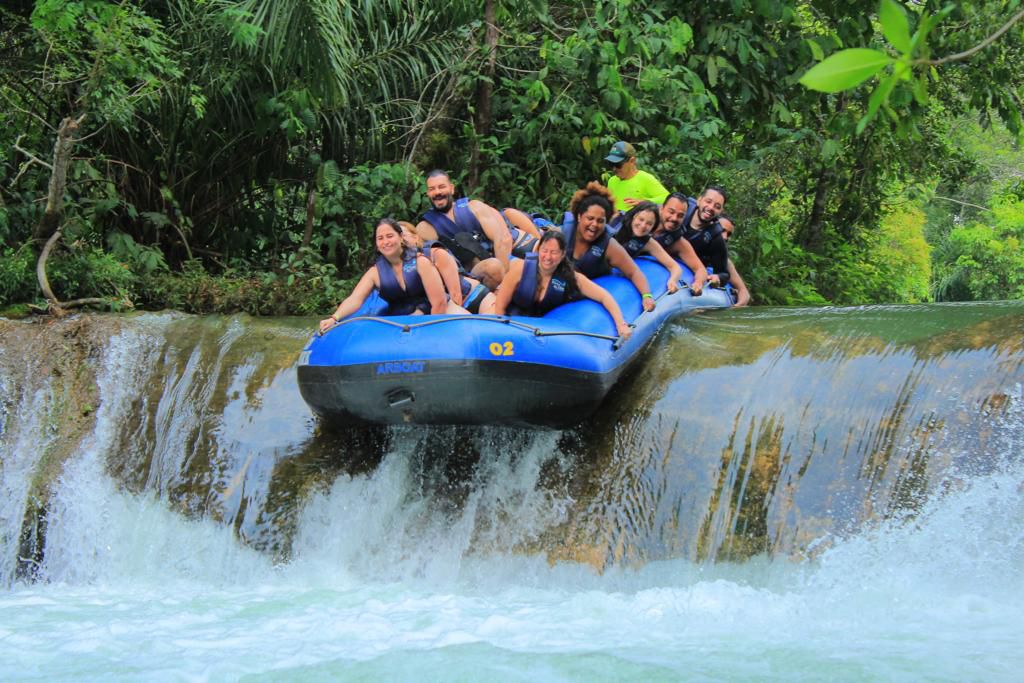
[2,0,1022,316]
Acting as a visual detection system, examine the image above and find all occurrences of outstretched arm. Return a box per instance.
[727,259,751,307]
[492,259,525,316]
[471,200,513,269]
[574,272,632,340]
[642,239,682,294]
[606,240,654,311]
[320,269,377,332]
[669,239,708,295]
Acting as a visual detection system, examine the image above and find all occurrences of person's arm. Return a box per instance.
[415,220,440,242]
[432,248,464,306]
[727,259,751,307]
[492,259,524,315]
[416,254,448,315]
[471,200,513,269]
[574,272,632,340]
[669,239,708,295]
[642,239,682,294]
[504,208,543,239]
[606,240,655,311]
[320,269,378,332]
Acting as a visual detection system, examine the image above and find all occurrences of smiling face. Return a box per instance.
[631,208,657,237]
[660,196,688,231]
[695,189,725,225]
[720,217,734,241]
[375,222,404,259]
[577,204,608,243]
[537,234,565,275]
[425,174,455,213]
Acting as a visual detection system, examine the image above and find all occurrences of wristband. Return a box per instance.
[642,293,653,299]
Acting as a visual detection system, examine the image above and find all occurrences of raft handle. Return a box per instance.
[387,388,415,408]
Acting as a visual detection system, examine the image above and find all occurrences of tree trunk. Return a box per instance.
[468,0,498,191]
[33,114,84,242]
[802,167,830,254]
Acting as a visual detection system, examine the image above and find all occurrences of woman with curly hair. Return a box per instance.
[564,181,656,312]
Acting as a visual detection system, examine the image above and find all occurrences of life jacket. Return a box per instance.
[564,217,613,279]
[620,232,652,259]
[421,198,494,266]
[375,251,429,315]
[509,253,573,316]
[652,197,698,250]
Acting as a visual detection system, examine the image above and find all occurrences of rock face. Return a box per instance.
[2,305,1023,585]
[1,316,116,581]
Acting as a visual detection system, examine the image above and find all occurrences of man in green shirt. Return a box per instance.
[604,141,670,213]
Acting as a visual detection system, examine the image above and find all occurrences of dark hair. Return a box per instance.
[426,169,451,181]
[536,231,579,300]
[569,181,614,225]
[615,201,661,246]
[701,185,728,203]
[372,218,414,265]
[665,191,689,207]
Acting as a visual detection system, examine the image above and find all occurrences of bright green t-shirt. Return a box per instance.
[607,170,670,212]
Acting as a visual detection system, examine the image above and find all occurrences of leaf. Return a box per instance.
[581,136,592,154]
[799,49,894,93]
[806,39,824,62]
[707,57,719,87]
[879,0,912,54]
[857,74,898,134]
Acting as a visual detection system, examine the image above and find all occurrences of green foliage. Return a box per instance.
[934,192,1024,301]
[0,243,38,307]
[46,245,136,306]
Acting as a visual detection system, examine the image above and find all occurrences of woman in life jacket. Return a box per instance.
[565,182,656,313]
[613,201,683,295]
[398,221,497,314]
[319,219,465,333]
[492,231,632,341]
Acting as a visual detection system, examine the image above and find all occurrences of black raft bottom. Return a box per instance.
[297,359,619,428]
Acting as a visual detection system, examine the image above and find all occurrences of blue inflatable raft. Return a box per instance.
[297,256,732,428]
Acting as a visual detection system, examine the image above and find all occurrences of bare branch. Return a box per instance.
[928,9,1024,65]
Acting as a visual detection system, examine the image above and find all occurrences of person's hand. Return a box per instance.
[641,295,656,312]
[319,316,338,333]
[689,277,705,296]
[666,279,680,294]
[707,273,721,287]
[624,197,641,207]
[735,289,751,307]
[616,321,633,340]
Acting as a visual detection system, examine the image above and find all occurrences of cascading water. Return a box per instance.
[0,304,1021,681]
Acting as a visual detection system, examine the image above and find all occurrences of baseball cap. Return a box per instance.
[604,141,636,164]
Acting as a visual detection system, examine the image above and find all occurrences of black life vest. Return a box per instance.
[620,232,652,258]
[564,219,613,279]
[652,197,697,250]
[375,251,429,315]
[509,253,573,316]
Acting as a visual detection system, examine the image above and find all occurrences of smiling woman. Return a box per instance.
[318,219,465,333]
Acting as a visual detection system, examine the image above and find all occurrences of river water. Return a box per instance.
[1,304,1022,681]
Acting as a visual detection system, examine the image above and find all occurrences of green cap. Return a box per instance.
[604,141,636,163]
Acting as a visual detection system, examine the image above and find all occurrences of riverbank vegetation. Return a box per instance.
[2,0,1022,316]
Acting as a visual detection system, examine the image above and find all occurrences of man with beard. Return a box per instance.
[652,193,710,296]
[415,170,514,276]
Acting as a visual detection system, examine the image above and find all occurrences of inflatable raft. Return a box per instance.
[297,256,732,428]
